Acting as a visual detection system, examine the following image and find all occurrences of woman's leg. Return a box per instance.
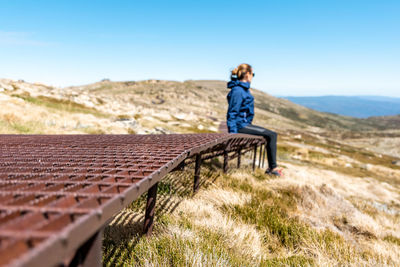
[238,124,278,169]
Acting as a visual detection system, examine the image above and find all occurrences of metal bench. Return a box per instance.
[219,121,267,170]
[0,133,265,267]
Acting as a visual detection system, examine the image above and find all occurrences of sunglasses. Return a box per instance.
[252,73,255,77]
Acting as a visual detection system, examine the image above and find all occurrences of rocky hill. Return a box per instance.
[1,78,400,156]
[1,78,400,265]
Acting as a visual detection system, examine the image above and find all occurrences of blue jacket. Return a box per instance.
[226,80,254,133]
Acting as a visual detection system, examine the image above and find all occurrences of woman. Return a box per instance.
[226,63,281,176]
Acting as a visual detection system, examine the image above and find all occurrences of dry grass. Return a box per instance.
[2,78,400,266]
[0,112,45,133]
[0,92,132,134]
[11,93,110,118]
[103,153,400,266]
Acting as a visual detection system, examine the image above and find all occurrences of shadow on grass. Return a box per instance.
[102,156,239,266]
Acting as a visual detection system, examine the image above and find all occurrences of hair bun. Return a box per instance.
[231,67,239,76]
[230,64,252,81]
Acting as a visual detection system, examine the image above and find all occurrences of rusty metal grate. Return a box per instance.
[0,133,263,266]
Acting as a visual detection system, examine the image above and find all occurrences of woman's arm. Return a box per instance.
[247,100,254,123]
[226,88,243,133]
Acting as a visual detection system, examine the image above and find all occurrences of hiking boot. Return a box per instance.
[265,168,282,177]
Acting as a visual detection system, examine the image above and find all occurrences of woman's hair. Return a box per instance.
[231,63,253,80]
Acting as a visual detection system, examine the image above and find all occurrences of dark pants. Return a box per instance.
[238,124,278,169]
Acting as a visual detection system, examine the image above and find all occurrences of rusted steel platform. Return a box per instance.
[0,133,264,267]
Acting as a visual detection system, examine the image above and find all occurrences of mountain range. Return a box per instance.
[282,95,400,118]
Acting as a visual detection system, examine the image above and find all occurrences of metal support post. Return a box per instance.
[262,141,266,168]
[258,143,263,169]
[193,154,201,192]
[68,228,103,267]
[144,182,159,236]
[252,145,257,171]
[223,151,229,173]
[177,160,185,171]
[237,149,241,168]
[171,160,185,172]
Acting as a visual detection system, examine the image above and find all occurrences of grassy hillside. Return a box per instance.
[1,78,400,266]
[2,78,400,134]
[189,80,400,131]
[103,152,400,266]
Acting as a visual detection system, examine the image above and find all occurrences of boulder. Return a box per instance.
[360,164,372,170]
[173,112,197,121]
[0,81,15,91]
[153,113,172,121]
[294,134,302,139]
[174,113,187,120]
[154,126,170,134]
[117,119,137,128]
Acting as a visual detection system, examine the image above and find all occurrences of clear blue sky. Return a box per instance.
[1,0,399,96]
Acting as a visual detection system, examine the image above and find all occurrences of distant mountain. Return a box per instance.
[281,95,400,118]
[2,78,400,137]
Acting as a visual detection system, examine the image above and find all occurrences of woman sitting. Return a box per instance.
[226,63,281,176]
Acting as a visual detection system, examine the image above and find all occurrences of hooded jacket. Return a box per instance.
[226,80,254,133]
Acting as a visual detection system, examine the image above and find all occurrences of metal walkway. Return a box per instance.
[0,133,265,267]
